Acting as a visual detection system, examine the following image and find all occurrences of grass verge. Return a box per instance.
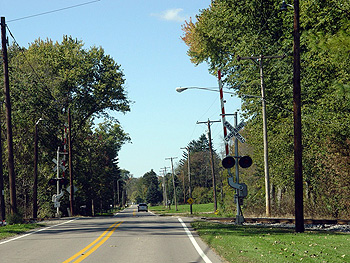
[0,223,43,240]
[191,221,350,263]
[150,203,222,216]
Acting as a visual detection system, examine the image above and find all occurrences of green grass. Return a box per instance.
[150,203,222,216]
[0,223,43,240]
[191,221,350,263]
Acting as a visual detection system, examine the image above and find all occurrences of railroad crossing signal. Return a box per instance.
[239,156,253,168]
[224,120,246,143]
[52,158,66,172]
[222,155,252,169]
[48,178,69,187]
[222,156,235,169]
[48,178,56,186]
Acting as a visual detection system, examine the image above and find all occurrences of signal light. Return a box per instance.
[59,178,69,186]
[222,155,253,169]
[48,178,57,185]
[48,178,69,186]
[239,155,253,168]
[222,156,235,169]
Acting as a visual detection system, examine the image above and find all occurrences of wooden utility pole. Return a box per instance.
[293,0,304,233]
[165,157,177,211]
[0,103,4,222]
[33,123,38,219]
[160,167,170,208]
[197,119,221,212]
[1,17,17,216]
[68,108,74,216]
[237,54,285,217]
[181,146,192,214]
[280,0,304,233]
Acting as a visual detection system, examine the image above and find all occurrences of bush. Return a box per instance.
[7,212,23,225]
[192,187,213,204]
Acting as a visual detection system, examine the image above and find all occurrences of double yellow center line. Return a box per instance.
[63,220,123,263]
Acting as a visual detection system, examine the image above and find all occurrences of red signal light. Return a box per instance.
[48,178,57,185]
[239,156,252,168]
[222,156,235,169]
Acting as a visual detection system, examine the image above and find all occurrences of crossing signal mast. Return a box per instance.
[222,112,252,224]
[49,124,69,218]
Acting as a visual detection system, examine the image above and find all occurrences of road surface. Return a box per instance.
[0,205,225,263]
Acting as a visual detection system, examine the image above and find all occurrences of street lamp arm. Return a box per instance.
[241,94,262,99]
[175,87,188,93]
[176,86,237,95]
[35,118,43,125]
[280,0,293,11]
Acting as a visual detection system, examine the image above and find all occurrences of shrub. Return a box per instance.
[7,212,23,225]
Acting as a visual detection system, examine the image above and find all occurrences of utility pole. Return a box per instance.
[160,167,170,208]
[56,147,61,217]
[293,0,304,233]
[0,101,4,222]
[165,157,177,211]
[117,179,122,206]
[197,119,221,212]
[33,118,43,219]
[1,17,17,216]
[237,54,285,217]
[68,108,74,216]
[181,146,192,214]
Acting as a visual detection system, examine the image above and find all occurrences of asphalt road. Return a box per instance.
[0,205,225,263]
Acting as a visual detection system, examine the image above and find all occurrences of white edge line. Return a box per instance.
[0,218,77,245]
[178,217,212,263]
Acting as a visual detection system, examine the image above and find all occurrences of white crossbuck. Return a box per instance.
[224,120,246,143]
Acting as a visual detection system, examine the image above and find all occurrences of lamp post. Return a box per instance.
[33,118,43,219]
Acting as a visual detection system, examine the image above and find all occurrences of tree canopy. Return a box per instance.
[182,0,350,217]
[0,35,131,219]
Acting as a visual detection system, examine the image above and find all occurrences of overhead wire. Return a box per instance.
[7,0,101,23]
[5,24,55,101]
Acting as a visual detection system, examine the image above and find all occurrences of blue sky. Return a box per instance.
[2,0,242,177]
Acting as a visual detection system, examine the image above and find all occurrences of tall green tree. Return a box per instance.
[0,36,131,218]
[177,134,222,204]
[142,170,162,205]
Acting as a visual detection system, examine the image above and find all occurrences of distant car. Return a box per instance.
[137,203,148,212]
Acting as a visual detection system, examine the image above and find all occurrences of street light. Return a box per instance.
[280,0,293,10]
[177,84,235,156]
[176,86,236,95]
[33,117,43,219]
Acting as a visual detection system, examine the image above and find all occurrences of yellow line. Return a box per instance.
[62,221,122,263]
[72,221,123,262]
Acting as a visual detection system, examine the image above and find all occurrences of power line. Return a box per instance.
[7,0,101,23]
[5,24,55,101]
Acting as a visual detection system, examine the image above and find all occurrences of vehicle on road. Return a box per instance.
[137,203,148,212]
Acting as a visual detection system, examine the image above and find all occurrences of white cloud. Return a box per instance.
[152,8,187,22]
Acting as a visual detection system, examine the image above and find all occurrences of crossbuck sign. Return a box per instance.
[224,120,246,143]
